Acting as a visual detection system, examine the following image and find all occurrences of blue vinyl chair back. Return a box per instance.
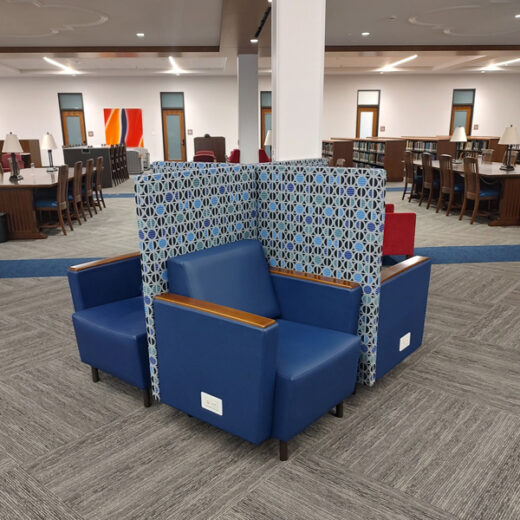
[167,240,280,318]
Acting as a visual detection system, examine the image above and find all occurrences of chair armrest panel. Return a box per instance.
[270,271,361,334]
[67,254,142,312]
[154,298,278,445]
[376,257,431,380]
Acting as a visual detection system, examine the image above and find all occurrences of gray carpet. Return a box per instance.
[0,180,519,519]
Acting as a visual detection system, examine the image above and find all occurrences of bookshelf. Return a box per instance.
[322,139,353,166]
[352,138,406,181]
[455,136,507,163]
[403,137,456,162]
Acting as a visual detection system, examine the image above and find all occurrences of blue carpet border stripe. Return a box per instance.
[1,245,519,278]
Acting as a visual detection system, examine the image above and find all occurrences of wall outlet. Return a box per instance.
[201,392,223,415]
[399,332,411,352]
[380,125,386,132]
[187,129,193,135]
[474,124,479,130]
[88,131,94,137]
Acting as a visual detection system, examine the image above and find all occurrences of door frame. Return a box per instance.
[449,105,473,136]
[261,106,272,151]
[356,106,379,138]
[161,108,187,161]
[60,110,87,146]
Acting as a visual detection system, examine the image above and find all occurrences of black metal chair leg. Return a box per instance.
[143,388,152,408]
[91,366,100,382]
[336,401,344,418]
[279,440,288,461]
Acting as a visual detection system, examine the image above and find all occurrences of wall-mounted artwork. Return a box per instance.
[104,108,144,147]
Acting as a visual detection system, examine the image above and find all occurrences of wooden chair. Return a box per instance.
[35,165,73,235]
[83,158,96,217]
[402,150,421,201]
[464,150,479,159]
[70,161,87,224]
[459,157,500,224]
[110,145,119,185]
[121,144,129,179]
[481,149,494,163]
[437,154,464,216]
[94,156,106,210]
[418,152,438,209]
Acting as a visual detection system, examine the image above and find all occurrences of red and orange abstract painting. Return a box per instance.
[104,108,144,147]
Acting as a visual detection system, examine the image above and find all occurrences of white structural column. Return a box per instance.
[271,0,326,161]
[237,54,259,163]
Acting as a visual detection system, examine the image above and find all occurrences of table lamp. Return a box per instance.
[499,125,520,171]
[2,132,23,182]
[450,126,467,164]
[41,132,58,172]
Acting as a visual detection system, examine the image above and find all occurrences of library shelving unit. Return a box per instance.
[352,138,406,181]
[403,137,456,162]
[321,139,353,166]
[455,136,507,163]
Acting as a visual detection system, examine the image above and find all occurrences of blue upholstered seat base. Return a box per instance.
[72,296,150,389]
[35,199,58,208]
[478,188,500,197]
[272,319,360,442]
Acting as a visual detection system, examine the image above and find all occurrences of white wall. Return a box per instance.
[1,73,519,166]
[0,75,238,164]
[322,73,520,139]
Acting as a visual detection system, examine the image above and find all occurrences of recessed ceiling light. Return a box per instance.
[136,32,145,38]
[43,56,77,75]
[377,54,418,72]
[250,38,258,43]
[361,32,370,36]
[515,14,520,18]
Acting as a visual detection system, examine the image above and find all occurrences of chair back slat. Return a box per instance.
[85,159,94,196]
[72,161,83,201]
[404,151,414,182]
[439,154,454,190]
[57,165,69,209]
[95,156,103,189]
[421,152,434,187]
[463,156,480,196]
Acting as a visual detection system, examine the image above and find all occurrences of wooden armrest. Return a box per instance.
[155,293,276,329]
[69,252,140,272]
[269,267,359,289]
[380,256,429,283]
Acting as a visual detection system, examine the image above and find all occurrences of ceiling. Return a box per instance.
[0,0,519,77]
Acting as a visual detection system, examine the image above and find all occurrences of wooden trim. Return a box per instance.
[68,252,140,271]
[356,106,379,138]
[155,293,276,329]
[162,108,186,161]
[0,46,220,54]
[380,256,429,283]
[325,45,520,52]
[269,267,359,289]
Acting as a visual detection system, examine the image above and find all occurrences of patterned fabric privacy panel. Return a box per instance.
[134,163,258,398]
[137,160,386,396]
[256,164,386,385]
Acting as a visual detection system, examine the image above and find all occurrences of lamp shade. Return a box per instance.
[450,126,467,143]
[264,129,272,147]
[499,125,520,145]
[2,132,23,153]
[41,132,57,150]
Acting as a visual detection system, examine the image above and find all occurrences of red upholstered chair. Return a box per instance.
[228,149,240,163]
[193,150,216,162]
[1,153,24,172]
[382,204,416,258]
[258,149,271,163]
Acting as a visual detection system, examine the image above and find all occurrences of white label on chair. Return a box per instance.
[399,332,411,351]
[201,392,223,415]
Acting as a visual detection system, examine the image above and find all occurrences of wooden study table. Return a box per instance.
[0,167,81,239]
[413,160,520,226]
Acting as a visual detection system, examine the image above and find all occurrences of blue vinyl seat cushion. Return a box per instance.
[168,239,280,318]
[35,198,58,208]
[272,319,360,441]
[479,188,500,197]
[72,296,149,389]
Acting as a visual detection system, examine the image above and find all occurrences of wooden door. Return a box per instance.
[162,109,186,161]
[261,107,272,159]
[356,107,378,138]
[450,105,473,135]
[61,110,86,146]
